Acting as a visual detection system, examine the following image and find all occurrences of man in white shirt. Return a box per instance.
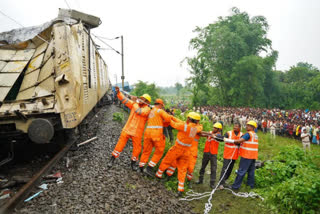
[301,128,311,151]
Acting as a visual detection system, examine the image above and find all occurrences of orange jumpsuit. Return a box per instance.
[111,92,151,161]
[139,107,172,168]
[166,135,200,181]
[156,118,203,192]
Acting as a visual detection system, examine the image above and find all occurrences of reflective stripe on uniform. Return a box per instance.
[156,171,163,178]
[119,98,125,102]
[166,170,174,175]
[149,161,156,167]
[244,141,258,145]
[112,152,118,156]
[240,146,258,151]
[139,162,146,167]
[168,166,176,171]
[123,99,129,105]
[179,181,184,185]
[177,139,191,147]
[224,144,237,149]
[146,126,163,129]
[184,124,187,132]
[194,138,199,142]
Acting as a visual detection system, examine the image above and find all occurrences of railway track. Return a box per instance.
[0,137,77,214]
[0,97,111,214]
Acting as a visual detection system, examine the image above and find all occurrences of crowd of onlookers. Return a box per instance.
[191,106,320,145]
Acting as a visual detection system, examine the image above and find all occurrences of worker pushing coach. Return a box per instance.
[108,86,151,170]
[156,112,203,196]
[107,88,259,196]
[139,98,173,176]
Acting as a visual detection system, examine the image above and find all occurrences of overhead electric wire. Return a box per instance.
[92,35,120,40]
[64,0,72,9]
[92,33,121,55]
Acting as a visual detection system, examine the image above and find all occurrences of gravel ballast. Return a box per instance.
[15,105,193,214]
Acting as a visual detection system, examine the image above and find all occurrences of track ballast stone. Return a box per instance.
[15,105,194,214]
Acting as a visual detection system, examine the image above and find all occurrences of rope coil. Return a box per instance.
[179,141,264,214]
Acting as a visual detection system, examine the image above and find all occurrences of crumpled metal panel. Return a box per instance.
[19,69,40,91]
[34,77,54,97]
[43,41,53,63]
[33,42,48,58]
[26,53,44,74]
[0,50,16,61]
[0,95,55,114]
[38,57,53,83]
[16,86,35,100]
[1,61,29,73]
[11,49,35,61]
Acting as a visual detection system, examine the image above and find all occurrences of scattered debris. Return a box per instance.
[77,136,98,147]
[44,172,62,179]
[0,189,11,200]
[24,191,43,202]
[56,177,63,185]
[38,184,48,190]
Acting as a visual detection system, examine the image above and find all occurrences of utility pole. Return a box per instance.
[121,35,125,90]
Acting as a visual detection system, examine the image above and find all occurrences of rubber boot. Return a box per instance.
[144,166,154,177]
[131,160,138,171]
[195,176,203,184]
[107,156,115,169]
[139,167,144,173]
[176,191,183,198]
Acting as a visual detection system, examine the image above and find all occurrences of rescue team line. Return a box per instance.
[107,86,263,212]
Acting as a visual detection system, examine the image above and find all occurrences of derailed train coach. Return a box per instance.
[0,9,111,149]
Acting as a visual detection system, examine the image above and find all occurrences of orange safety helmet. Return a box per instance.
[155,98,164,105]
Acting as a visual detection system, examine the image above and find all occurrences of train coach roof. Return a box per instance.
[0,8,101,45]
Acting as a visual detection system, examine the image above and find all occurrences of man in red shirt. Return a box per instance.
[196,122,223,188]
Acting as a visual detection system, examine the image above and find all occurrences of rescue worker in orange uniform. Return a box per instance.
[217,122,243,189]
[139,99,173,175]
[225,120,259,190]
[155,112,203,196]
[196,122,223,188]
[165,135,200,186]
[107,86,151,171]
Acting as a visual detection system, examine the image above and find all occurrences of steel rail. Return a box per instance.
[0,138,76,214]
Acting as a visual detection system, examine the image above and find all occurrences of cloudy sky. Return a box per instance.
[1,0,319,86]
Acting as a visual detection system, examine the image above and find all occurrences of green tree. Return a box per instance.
[131,81,160,104]
[187,7,277,107]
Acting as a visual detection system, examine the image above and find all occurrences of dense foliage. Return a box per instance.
[187,7,320,109]
[255,146,320,213]
[131,81,160,103]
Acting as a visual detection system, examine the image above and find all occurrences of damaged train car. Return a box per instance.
[0,9,112,154]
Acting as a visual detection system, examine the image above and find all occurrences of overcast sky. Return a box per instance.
[1,0,319,86]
